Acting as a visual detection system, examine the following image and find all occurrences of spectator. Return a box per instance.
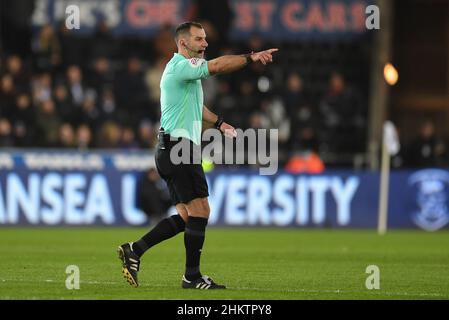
[76,124,93,150]
[405,121,448,167]
[319,72,364,153]
[0,74,16,118]
[6,55,29,91]
[115,56,147,123]
[57,123,76,148]
[66,65,85,106]
[285,73,320,154]
[12,93,35,146]
[261,97,289,138]
[136,168,172,220]
[53,82,76,123]
[120,126,139,150]
[0,118,14,147]
[249,112,269,130]
[89,20,118,60]
[88,56,114,96]
[137,120,157,149]
[32,24,61,72]
[214,80,237,122]
[391,127,405,169]
[285,151,325,174]
[233,80,259,129]
[187,0,233,47]
[259,96,290,163]
[32,72,52,104]
[100,86,118,121]
[57,21,86,68]
[97,121,122,149]
[290,126,319,153]
[284,72,309,114]
[144,57,166,111]
[35,99,62,147]
[231,112,271,170]
[76,90,101,129]
[144,26,176,121]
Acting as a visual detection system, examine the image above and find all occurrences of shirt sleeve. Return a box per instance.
[175,58,210,81]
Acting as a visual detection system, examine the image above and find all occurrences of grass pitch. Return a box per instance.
[0,227,448,300]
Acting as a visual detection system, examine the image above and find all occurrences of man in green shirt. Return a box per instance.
[118,22,278,290]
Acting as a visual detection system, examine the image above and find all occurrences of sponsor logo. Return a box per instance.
[409,169,449,231]
[188,58,204,67]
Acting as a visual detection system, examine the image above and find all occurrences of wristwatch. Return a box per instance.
[243,52,254,64]
[214,117,224,130]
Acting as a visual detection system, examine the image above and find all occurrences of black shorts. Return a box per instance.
[155,135,209,205]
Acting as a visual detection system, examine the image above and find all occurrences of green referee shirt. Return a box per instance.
[160,53,210,145]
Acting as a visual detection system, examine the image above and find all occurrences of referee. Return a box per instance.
[118,22,278,290]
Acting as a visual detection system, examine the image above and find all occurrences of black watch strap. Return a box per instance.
[214,117,224,130]
[243,52,254,64]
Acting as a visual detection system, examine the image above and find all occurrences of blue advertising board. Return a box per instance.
[32,0,374,40]
[0,151,154,226]
[1,151,448,230]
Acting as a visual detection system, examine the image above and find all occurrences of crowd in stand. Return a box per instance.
[1,20,445,170]
[1,21,365,161]
[0,22,166,150]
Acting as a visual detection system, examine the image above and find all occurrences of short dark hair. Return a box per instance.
[174,22,203,42]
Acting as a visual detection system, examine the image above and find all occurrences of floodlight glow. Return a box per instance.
[384,63,399,86]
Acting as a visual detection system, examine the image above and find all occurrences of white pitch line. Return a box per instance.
[0,278,446,298]
[233,286,445,297]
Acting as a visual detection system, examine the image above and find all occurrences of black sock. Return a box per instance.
[184,216,208,281]
[133,215,185,258]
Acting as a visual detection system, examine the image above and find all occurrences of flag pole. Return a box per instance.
[378,141,390,235]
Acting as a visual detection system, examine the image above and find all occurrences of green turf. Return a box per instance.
[0,227,448,300]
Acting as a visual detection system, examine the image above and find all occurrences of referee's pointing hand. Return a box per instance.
[250,48,279,65]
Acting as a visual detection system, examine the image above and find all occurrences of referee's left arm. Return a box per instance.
[202,105,219,124]
[203,105,237,138]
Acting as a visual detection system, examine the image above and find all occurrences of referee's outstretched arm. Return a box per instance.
[207,48,279,75]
